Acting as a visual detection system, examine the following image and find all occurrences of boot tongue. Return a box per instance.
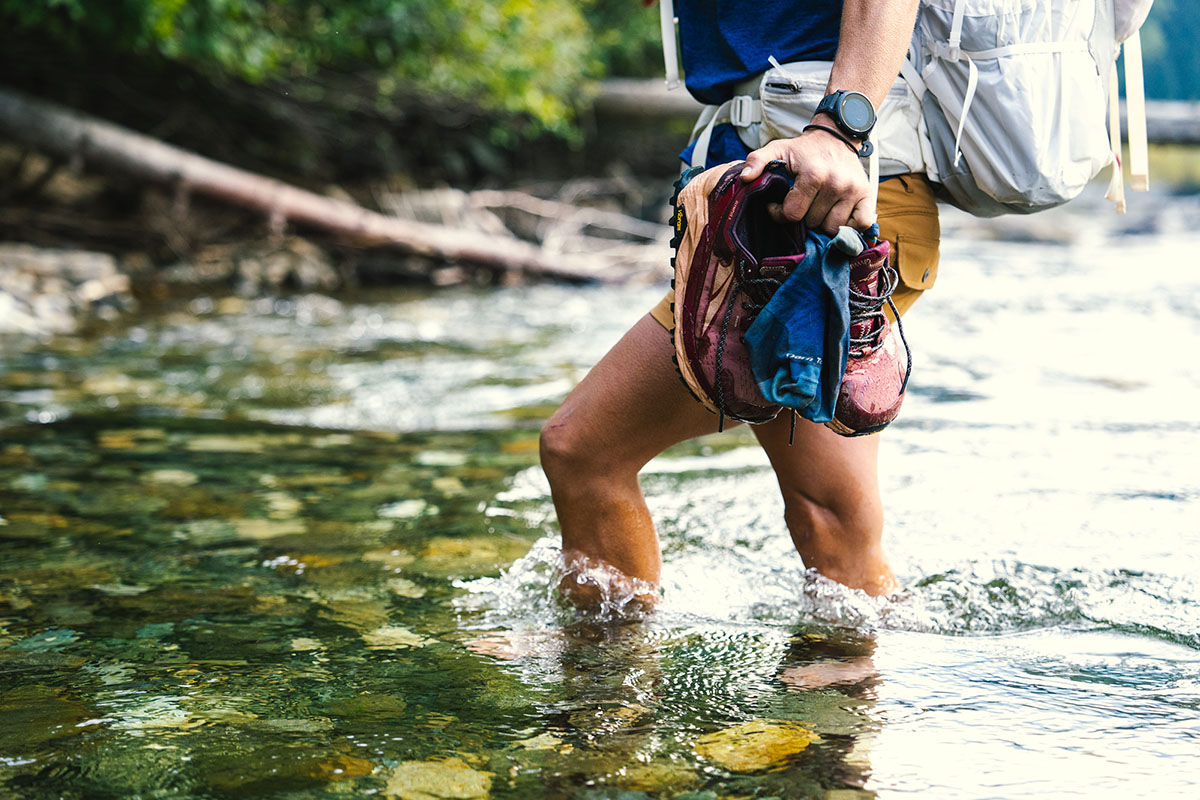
[848,244,889,342]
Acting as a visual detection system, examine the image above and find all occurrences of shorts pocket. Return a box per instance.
[894,234,939,290]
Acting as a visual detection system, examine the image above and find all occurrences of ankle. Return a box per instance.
[557,550,660,613]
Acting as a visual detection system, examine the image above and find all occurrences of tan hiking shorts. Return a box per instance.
[649,173,940,330]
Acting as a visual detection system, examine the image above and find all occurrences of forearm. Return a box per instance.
[827,0,921,108]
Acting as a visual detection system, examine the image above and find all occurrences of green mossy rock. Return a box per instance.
[693,719,821,773]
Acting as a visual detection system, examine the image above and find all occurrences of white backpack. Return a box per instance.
[658,0,1155,216]
[902,0,1155,216]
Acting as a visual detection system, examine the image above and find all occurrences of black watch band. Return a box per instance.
[802,124,874,158]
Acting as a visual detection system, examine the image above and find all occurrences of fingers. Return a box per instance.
[740,141,791,183]
[782,163,871,235]
[847,191,877,232]
[743,130,875,234]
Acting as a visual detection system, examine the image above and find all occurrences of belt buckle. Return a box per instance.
[730,95,759,128]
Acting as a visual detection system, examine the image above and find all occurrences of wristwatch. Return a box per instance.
[814,90,877,140]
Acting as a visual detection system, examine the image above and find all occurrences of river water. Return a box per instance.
[1,186,1199,798]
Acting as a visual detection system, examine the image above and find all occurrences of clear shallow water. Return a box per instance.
[1,189,1200,798]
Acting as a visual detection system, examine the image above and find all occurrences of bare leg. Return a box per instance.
[539,314,731,604]
[752,416,897,595]
[541,313,897,604]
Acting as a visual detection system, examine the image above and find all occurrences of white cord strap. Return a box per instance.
[1106,59,1127,213]
[690,101,729,168]
[660,0,681,90]
[1124,30,1150,191]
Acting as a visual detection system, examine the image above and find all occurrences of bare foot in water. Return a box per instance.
[556,550,660,615]
[464,629,564,661]
[779,657,878,690]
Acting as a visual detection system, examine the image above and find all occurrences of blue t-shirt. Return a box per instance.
[677,0,842,105]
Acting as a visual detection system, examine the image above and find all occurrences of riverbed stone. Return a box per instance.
[142,468,199,487]
[361,625,433,650]
[693,719,820,773]
[0,684,89,750]
[613,761,701,793]
[385,757,493,800]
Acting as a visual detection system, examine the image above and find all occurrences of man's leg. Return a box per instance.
[539,313,729,604]
[744,173,940,595]
[752,410,897,596]
[541,311,897,602]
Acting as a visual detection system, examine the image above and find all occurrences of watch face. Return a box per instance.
[839,93,875,135]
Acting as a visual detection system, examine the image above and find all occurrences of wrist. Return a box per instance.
[802,122,874,158]
[811,112,862,143]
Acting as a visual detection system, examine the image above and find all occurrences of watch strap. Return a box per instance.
[802,124,874,158]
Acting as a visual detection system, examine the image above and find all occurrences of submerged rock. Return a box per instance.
[378,499,435,519]
[0,684,89,749]
[412,535,532,578]
[142,468,199,487]
[388,577,428,599]
[322,692,406,720]
[230,518,307,540]
[613,761,701,792]
[693,719,821,773]
[512,732,569,752]
[385,757,493,800]
[305,754,374,781]
[361,625,434,650]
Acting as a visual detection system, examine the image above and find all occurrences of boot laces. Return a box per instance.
[848,263,899,356]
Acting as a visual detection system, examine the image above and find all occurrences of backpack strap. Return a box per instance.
[1104,28,1151,213]
[690,96,763,168]
[1105,60,1127,213]
[660,0,681,90]
[1124,30,1150,192]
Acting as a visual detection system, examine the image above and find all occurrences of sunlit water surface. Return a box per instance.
[1,189,1199,798]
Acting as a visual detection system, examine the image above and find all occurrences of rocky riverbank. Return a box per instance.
[0,244,135,335]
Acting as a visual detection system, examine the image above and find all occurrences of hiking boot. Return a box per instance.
[670,161,806,426]
[824,243,911,437]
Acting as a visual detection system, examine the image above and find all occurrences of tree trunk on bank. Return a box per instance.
[0,87,602,283]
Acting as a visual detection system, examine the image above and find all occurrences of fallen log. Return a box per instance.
[0,87,605,283]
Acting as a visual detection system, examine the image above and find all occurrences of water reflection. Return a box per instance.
[464,616,886,796]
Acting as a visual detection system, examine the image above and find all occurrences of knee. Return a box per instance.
[539,409,598,485]
[780,486,883,559]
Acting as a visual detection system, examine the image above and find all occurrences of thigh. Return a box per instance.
[544,313,733,470]
[750,412,881,513]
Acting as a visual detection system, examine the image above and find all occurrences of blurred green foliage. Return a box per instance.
[0,0,662,136]
[1139,0,1200,101]
[4,1,1190,186]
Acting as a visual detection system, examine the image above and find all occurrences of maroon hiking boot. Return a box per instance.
[670,161,806,426]
[825,243,911,437]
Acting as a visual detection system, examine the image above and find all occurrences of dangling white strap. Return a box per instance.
[660,0,681,90]
[1123,30,1150,191]
[951,57,978,167]
[1105,59,1127,213]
